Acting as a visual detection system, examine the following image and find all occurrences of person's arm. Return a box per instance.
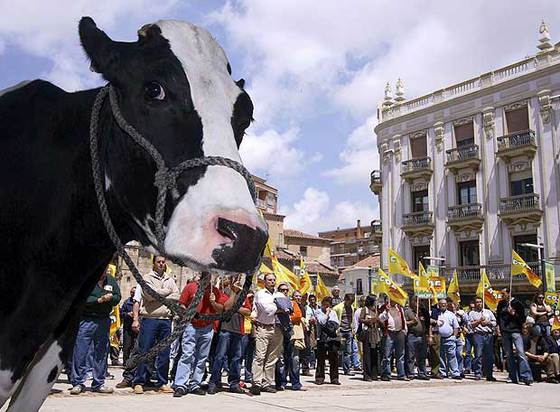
[486,311,497,328]
[142,277,171,302]
[315,309,329,325]
[452,315,460,337]
[167,279,181,301]
[131,301,140,333]
[405,310,417,326]
[109,278,121,306]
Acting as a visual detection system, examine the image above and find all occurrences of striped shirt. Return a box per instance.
[467,309,496,334]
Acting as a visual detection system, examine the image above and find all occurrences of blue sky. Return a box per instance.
[2,1,560,234]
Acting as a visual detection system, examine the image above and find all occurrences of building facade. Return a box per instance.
[319,219,381,271]
[373,22,560,295]
[253,175,285,250]
[284,229,332,266]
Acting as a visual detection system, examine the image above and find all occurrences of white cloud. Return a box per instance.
[0,0,179,90]
[239,127,321,178]
[282,187,377,234]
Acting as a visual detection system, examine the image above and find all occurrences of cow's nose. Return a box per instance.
[212,217,268,273]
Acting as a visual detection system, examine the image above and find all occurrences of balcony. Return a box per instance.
[401,157,432,181]
[496,129,537,161]
[402,211,434,237]
[370,220,382,243]
[498,193,543,225]
[445,144,480,173]
[447,203,484,232]
[370,170,382,194]
[440,263,541,292]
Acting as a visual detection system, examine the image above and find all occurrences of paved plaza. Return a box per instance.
[7,367,557,412]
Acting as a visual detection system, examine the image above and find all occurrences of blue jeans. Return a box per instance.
[472,334,494,379]
[440,336,460,378]
[351,337,361,369]
[406,335,427,377]
[209,330,243,388]
[341,330,354,373]
[174,323,214,391]
[502,332,533,383]
[455,337,464,374]
[241,334,255,382]
[132,318,172,387]
[71,318,110,389]
[464,333,475,371]
[382,331,405,378]
[276,335,302,389]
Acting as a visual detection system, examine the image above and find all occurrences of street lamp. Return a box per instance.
[520,242,545,291]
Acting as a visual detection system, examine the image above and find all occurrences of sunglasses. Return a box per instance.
[279,288,289,292]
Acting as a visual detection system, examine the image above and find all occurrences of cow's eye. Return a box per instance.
[144,81,166,100]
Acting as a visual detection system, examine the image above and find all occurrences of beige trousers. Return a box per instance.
[252,324,284,387]
[545,353,560,377]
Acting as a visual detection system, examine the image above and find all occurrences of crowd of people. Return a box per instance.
[66,256,560,398]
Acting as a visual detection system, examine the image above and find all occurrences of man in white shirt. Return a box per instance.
[467,297,497,381]
[434,299,462,380]
[250,273,284,395]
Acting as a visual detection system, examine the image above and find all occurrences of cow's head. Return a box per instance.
[79,17,267,273]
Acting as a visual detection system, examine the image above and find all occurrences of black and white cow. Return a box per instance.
[0,17,267,411]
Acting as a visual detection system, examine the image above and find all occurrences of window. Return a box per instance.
[458,181,477,205]
[513,235,539,263]
[505,106,529,133]
[412,190,429,212]
[356,279,363,295]
[413,245,431,271]
[410,134,427,158]
[510,177,533,196]
[299,245,308,257]
[454,121,474,147]
[459,241,479,266]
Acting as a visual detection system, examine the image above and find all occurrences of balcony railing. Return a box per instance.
[442,262,541,283]
[499,194,540,215]
[401,157,432,174]
[370,170,382,194]
[497,129,536,152]
[448,203,483,220]
[403,211,433,226]
[446,144,480,164]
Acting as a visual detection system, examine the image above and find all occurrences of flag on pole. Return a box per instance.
[107,264,121,337]
[388,248,418,280]
[299,257,313,295]
[447,270,461,304]
[315,273,330,302]
[476,268,500,311]
[511,250,542,288]
[271,256,299,291]
[413,262,431,299]
[377,268,409,306]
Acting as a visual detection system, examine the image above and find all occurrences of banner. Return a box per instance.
[413,262,432,299]
[429,277,447,300]
[545,262,556,292]
[427,265,440,278]
[388,248,418,280]
[271,256,299,291]
[511,250,542,289]
[545,291,559,311]
[376,268,409,306]
[299,258,313,295]
[476,269,501,311]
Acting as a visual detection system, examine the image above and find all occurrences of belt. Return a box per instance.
[255,322,275,328]
[474,331,493,336]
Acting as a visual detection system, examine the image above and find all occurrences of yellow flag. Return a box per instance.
[552,315,560,331]
[413,262,431,299]
[260,262,274,273]
[107,264,121,337]
[299,258,312,295]
[272,256,299,291]
[476,269,500,311]
[511,250,542,288]
[388,248,418,280]
[315,273,330,302]
[377,268,408,307]
[448,270,461,304]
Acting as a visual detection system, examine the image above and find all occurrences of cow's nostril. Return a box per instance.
[216,217,238,242]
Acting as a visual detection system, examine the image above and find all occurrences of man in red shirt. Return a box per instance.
[172,273,242,397]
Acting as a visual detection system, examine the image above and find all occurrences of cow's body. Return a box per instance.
[0,18,267,411]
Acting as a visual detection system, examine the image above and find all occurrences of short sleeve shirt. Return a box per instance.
[179,282,228,328]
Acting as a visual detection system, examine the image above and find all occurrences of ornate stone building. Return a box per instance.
[372,22,560,295]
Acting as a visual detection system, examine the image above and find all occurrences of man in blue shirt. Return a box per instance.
[431,299,462,379]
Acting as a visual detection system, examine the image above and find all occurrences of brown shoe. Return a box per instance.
[115,380,131,389]
[156,385,174,394]
[133,384,144,394]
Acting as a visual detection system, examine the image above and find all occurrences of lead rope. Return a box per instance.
[89,85,258,368]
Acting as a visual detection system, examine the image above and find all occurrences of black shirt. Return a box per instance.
[497,299,525,334]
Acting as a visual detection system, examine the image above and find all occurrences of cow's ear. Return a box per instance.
[79,17,119,81]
